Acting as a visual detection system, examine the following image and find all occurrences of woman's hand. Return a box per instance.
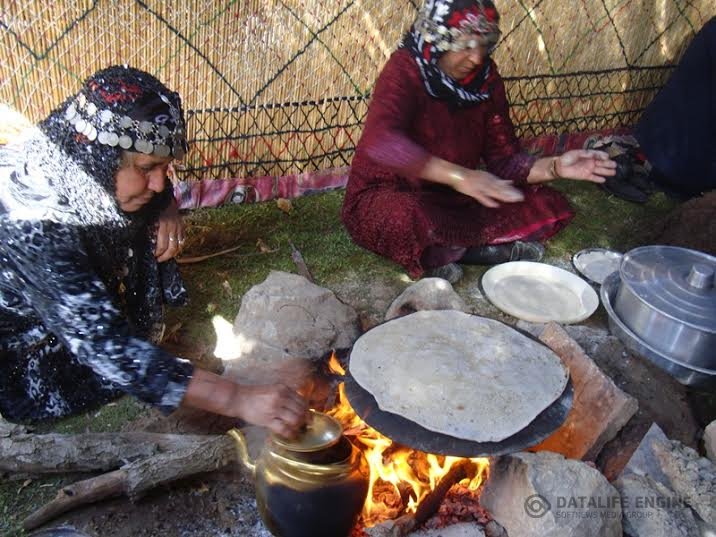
[227,384,309,438]
[155,199,185,262]
[183,369,310,438]
[554,150,617,183]
[452,169,525,208]
[420,157,524,208]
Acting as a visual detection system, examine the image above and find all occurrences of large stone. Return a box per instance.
[653,440,716,526]
[530,323,638,460]
[705,421,716,463]
[614,474,699,537]
[217,271,360,380]
[621,423,671,487]
[411,523,486,537]
[480,451,622,537]
[384,278,469,321]
[696,518,716,537]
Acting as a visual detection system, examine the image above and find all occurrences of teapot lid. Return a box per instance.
[272,410,343,453]
[619,246,716,332]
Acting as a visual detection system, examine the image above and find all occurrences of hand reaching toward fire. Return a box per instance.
[228,383,309,437]
[182,369,309,437]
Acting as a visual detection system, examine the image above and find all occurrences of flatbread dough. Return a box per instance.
[349,311,569,443]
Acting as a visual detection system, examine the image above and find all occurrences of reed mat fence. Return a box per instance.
[2,1,715,180]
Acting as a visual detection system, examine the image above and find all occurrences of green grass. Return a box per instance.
[166,184,675,351]
[0,183,676,535]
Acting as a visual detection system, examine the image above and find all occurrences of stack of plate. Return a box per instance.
[600,246,716,390]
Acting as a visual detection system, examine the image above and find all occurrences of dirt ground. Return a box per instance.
[7,194,716,537]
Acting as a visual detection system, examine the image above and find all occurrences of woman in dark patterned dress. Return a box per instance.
[342,0,617,282]
[0,67,306,436]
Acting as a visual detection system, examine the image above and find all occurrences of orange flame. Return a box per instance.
[326,352,489,527]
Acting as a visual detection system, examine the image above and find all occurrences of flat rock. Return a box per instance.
[614,474,699,537]
[480,451,622,537]
[384,278,469,321]
[653,440,716,526]
[531,323,638,461]
[219,271,360,379]
[705,421,716,462]
[410,522,486,537]
[620,422,671,487]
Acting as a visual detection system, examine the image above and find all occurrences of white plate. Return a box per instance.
[572,248,623,285]
[482,261,600,324]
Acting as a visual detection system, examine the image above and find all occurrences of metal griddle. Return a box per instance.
[343,371,573,458]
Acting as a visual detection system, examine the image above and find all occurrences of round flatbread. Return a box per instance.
[349,311,569,443]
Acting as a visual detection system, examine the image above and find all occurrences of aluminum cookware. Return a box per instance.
[601,272,716,390]
[611,246,716,371]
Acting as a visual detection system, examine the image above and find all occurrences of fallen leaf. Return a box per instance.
[222,280,233,298]
[256,238,272,253]
[18,479,32,492]
[276,198,293,214]
[193,482,210,495]
[163,322,183,343]
[206,303,217,313]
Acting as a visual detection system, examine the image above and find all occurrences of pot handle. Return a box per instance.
[687,264,714,290]
[227,428,256,477]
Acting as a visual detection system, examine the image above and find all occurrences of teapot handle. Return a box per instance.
[227,428,257,477]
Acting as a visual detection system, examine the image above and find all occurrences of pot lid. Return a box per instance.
[271,410,343,453]
[619,246,716,332]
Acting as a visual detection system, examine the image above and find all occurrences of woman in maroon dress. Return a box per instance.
[342,0,616,282]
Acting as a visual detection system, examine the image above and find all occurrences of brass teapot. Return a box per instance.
[228,411,369,537]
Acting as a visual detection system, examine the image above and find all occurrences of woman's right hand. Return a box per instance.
[227,383,309,438]
[451,168,525,208]
[182,369,309,438]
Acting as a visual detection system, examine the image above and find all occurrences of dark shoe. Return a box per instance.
[509,240,545,262]
[600,175,649,203]
[599,152,650,203]
[424,263,463,284]
[460,241,544,265]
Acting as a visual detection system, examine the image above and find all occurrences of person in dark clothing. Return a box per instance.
[0,66,307,436]
[635,16,716,199]
[600,17,716,202]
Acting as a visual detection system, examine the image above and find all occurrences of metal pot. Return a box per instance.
[612,246,716,370]
[228,411,368,537]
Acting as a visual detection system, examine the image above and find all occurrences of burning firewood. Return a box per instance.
[365,460,477,537]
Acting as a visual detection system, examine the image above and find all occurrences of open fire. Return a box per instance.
[325,353,490,529]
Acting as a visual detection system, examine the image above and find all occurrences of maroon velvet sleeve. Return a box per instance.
[482,70,536,185]
[358,53,431,177]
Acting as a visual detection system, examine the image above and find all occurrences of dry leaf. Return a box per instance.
[193,482,210,495]
[163,322,183,343]
[256,238,272,253]
[18,479,32,492]
[222,280,233,298]
[276,198,293,214]
[206,303,217,314]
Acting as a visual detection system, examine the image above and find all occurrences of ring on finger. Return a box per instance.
[168,236,177,243]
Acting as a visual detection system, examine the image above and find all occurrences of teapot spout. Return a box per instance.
[227,428,256,477]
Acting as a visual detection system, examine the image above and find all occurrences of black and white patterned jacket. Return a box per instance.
[0,128,193,421]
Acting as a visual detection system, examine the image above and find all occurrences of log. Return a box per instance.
[367,460,476,537]
[0,432,226,474]
[23,434,236,530]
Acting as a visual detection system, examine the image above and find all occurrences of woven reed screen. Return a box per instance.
[2,1,715,180]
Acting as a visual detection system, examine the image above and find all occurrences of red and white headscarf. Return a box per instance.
[400,0,501,107]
